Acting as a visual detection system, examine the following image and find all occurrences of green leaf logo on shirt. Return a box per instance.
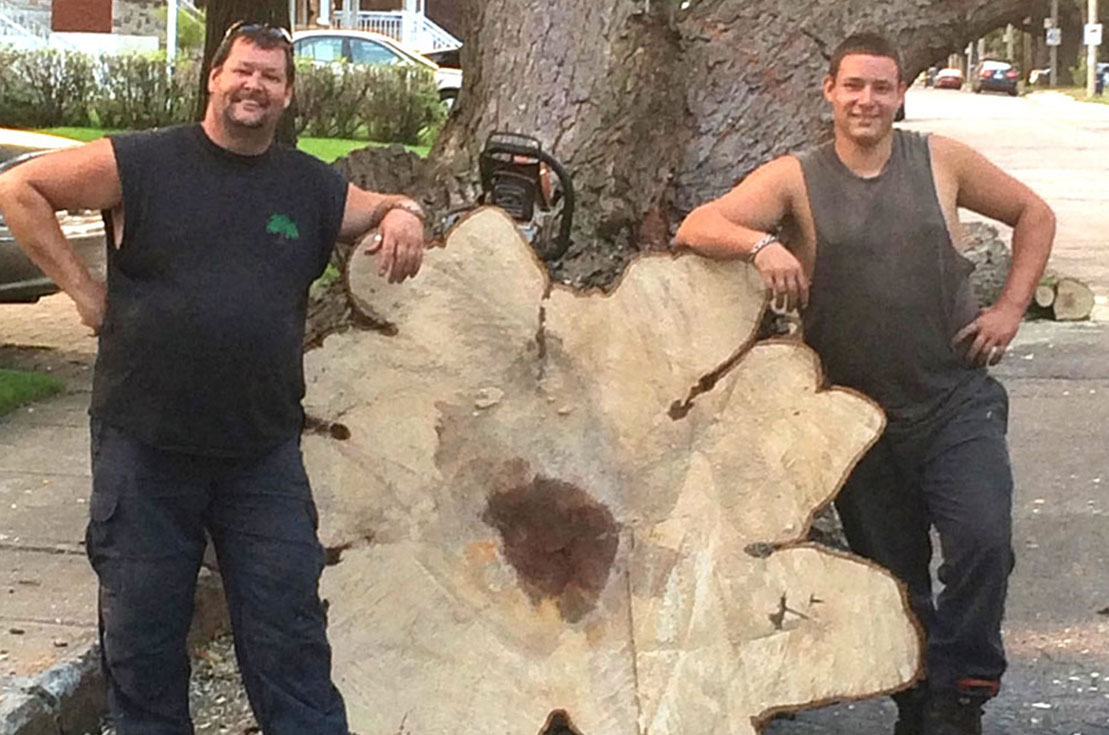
[266,214,300,240]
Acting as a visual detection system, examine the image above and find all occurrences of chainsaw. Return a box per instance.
[447,132,574,261]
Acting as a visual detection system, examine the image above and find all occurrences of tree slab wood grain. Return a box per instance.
[302,208,921,735]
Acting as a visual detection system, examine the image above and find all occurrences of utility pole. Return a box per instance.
[167,0,177,66]
[1006,23,1016,61]
[1051,0,1059,87]
[1088,0,1100,97]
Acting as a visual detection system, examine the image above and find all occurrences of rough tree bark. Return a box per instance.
[196,0,295,145]
[346,0,1038,288]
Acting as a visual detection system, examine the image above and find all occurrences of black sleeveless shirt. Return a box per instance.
[92,125,348,456]
[797,130,986,427]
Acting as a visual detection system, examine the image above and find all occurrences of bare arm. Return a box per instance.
[0,139,121,330]
[338,184,427,283]
[934,135,1056,364]
[674,156,809,310]
[674,156,796,258]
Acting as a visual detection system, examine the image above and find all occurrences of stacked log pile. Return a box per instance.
[959,221,1094,321]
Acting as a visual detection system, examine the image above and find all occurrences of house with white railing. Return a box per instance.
[1,0,460,57]
[293,0,461,53]
[0,0,185,54]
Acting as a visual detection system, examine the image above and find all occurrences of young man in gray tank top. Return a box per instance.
[675,34,1055,735]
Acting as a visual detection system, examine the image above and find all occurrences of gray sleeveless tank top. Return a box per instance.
[796,130,986,427]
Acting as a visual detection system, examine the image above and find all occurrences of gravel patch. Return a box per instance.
[83,634,257,735]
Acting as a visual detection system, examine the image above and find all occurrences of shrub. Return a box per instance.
[295,61,445,144]
[91,52,201,129]
[359,65,444,145]
[0,46,443,145]
[294,60,376,139]
[0,46,33,127]
[0,48,95,127]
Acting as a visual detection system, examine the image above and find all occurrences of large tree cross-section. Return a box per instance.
[302,209,921,735]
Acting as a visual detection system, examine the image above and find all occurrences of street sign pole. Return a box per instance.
[1051,0,1059,87]
[1088,0,1100,97]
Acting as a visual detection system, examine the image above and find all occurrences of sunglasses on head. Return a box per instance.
[223,20,294,45]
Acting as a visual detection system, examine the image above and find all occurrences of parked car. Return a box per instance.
[933,67,964,90]
[0,129,106,304]
[423,46,460,70]
[972,60,1020,96]
[292,29,462,105]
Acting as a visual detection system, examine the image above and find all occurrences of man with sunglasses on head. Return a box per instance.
[0,21,425,734]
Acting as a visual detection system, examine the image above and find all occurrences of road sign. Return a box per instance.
[1047,28,1062,46]
[1085,22,1103,46]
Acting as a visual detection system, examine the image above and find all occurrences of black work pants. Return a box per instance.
[85,420,348,735]
[835,377,1015,695]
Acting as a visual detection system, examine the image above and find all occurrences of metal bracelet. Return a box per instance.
[746,233,779,263]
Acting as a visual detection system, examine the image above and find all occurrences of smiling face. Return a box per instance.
[823,53,906,147]
[207,37,292,134]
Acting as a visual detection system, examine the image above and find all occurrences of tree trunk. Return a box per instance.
[303,209,919,735]
[378,0,1037,288]
[197,0,295,145]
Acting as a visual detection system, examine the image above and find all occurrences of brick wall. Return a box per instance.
[52,0,112,32]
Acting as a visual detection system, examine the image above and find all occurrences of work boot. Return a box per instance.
[893,706,925,735]
[922,691,987,735]
[892,684,927,735]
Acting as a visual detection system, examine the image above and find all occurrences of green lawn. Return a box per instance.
[37,128,428,162]
[38,126,126,141]
[0,369,64,417]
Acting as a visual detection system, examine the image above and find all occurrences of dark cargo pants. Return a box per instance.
[834,377,1015,695]
[86,420,348,735]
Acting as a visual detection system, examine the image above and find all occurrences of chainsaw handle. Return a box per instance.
[534,149,574,260]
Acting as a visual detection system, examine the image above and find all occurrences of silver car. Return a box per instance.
[0,129,106,303]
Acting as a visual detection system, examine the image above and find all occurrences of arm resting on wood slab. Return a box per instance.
[675,156,810,312]
[339,184,429,284]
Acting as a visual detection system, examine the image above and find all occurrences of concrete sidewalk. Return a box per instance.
[0,354,102,734]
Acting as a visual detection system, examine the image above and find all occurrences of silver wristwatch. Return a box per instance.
[385,198,426,223]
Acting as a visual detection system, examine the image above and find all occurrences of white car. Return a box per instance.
[292,29,461,104]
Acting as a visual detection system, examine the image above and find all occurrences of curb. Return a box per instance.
[0,569,229,735]
[0,647,102,735]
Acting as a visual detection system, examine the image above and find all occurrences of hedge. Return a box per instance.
[0,47,444,145]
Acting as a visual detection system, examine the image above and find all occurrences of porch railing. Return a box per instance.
[0,0,51,48]
[350,10,460,53]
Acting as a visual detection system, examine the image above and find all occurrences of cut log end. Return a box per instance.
[1052,277,1095,321]
[1034,283,1056,309]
